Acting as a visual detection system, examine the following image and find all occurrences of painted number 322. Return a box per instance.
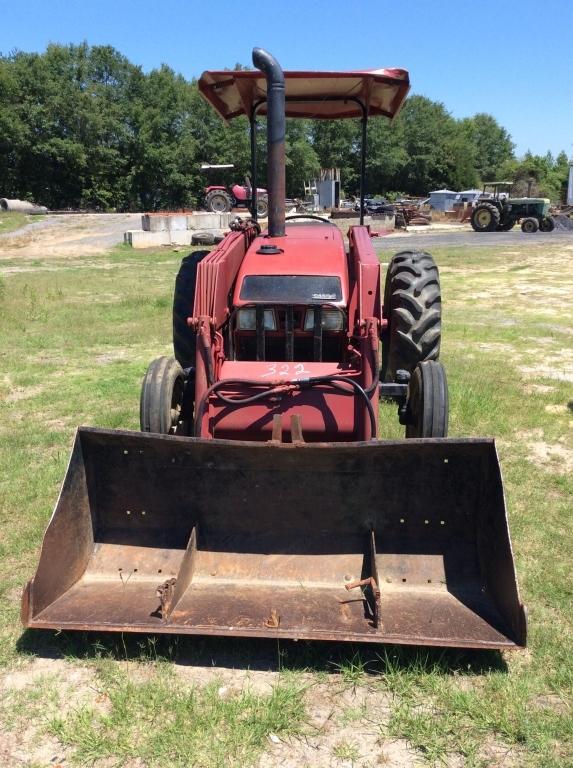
[260,363,312,379]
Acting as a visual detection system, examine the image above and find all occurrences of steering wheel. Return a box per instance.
[285,214,333,224]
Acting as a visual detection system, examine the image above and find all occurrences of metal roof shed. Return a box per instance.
[429,189,458,212]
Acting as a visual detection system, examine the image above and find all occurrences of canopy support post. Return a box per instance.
[250,109,258,222]
[251,95,370,224]
[359,104,368,226]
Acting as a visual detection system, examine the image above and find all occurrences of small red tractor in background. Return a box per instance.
[201,163,269,217]
[22,49,526,652]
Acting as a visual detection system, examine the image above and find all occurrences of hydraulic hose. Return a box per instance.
[303,374,377,439]
[194,378,292,436]
[194,374,377,439]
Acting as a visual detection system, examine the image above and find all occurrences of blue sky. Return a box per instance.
[1,0,571,158]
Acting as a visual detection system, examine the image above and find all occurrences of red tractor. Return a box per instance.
[202,164,269,217]
[23,49,526,651]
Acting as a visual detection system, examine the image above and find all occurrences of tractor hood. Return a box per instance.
[233,224,348,307]
[509,197,550,205]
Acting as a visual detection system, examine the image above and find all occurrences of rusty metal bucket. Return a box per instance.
[22,428,527,649]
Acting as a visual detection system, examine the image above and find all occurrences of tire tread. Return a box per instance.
[173,251,209,368]
[382,250,442,380]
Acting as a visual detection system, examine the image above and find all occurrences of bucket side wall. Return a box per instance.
[28,433,95,620]
[477,449,527,645]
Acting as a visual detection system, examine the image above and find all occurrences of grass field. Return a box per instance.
[0,212,36,235]
[0,238,571,767]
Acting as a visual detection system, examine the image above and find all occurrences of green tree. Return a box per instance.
[366,117,408,196]
[0,57,26,196]
[461,113,514,182]
[311,119,361,194]
[1,43,140,209]
[499,150,570,201]
[125,64,198,210]
[1,43,557,211]
[393,96,477,194]
[285,119,319,198]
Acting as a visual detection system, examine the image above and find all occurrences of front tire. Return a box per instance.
[471,203,500,232]
[382,251,441,381]
[140,356,186,435]
[405,360,448,438]
[521,217,539,233]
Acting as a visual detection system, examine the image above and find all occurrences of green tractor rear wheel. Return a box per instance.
[539,216,555,232]
[470,203,500,232]
[521,217,539,233]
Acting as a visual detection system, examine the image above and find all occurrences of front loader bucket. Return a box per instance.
[23,428,526,649]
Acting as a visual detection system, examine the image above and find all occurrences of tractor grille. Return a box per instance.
[232,305,344,363]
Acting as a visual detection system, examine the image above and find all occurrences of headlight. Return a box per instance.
[304,308,344,331]
[237,308,277,330]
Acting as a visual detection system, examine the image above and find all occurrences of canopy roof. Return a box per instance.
[198,68,410,121]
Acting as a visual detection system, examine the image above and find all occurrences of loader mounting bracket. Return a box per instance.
[379,382,408,400]
[379,381,409,424]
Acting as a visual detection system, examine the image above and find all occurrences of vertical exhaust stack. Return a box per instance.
[252,48,286,237]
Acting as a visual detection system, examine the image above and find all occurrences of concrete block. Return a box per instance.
[371,213,395,229]
[187,211,234,230]
[187,212,215,230]
[170,230,193,246]
[167,215,188,232]
[142,214,168,232]
[125,230,170,248]
[141,211,235,232]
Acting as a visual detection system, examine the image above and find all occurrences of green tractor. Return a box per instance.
[470,182,555,233]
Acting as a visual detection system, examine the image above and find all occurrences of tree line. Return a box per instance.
[0,43,569,210]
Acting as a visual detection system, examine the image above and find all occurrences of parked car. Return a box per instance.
[354,197,395,215]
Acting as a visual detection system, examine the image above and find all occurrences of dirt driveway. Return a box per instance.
[3,213,571,265]
[0,213,140,262]
[375,228,573,252]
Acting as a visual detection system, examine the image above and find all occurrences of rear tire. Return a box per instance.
[471,203,500,232]
[382,251,441,381]
[173,251,209,368]
[539,216,555,232]
[256,197,269,217]
[521,217,539,233]
[405,360,448,438]
[205,190,233,213]
[140,356,186,435]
